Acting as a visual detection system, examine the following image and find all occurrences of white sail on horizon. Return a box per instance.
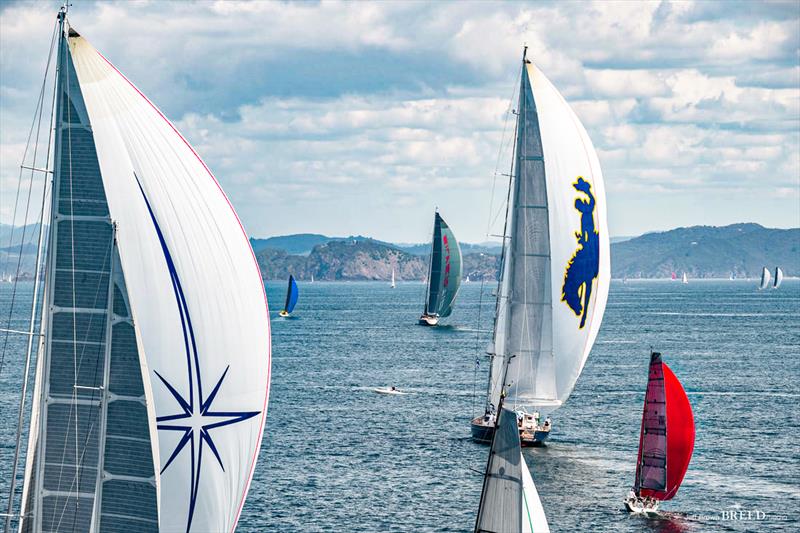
[759,267,771,290]
[773,267,783,289]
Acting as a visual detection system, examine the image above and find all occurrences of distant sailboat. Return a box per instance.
[773,267,783,289]
[671,272,677,281]
[311,273,315,283]
[280,274,299,317]
[4,9,271,532]
[391,268,396,288]
[624,351,695,515]
[474,408,550,533]
[758,267,771,290]
[465,274,471,283]
[681,272,688,284]
[471,47,610,446]
[418,211,462,326]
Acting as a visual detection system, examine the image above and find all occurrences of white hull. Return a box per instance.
[373,387,407,395]
[624,496,660,516]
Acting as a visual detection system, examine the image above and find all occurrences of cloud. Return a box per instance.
[1,0,798,241]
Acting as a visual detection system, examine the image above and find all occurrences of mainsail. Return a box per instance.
[759,267,771,290]
[423,212,462,318]
[16,13,271,533]
[773,267,783,289]
[283,275,299,314]
[475,408,549,533]
[486,51,610,414]
[634,352,695,501]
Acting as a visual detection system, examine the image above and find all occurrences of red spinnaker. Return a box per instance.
[635,352,695,501]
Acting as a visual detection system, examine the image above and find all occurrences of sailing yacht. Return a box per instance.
[773,267,783,289]
[2,9,271,532]
[758,267,771,290]
[391,268,396,288]
[279,275,299,317]
[624,351,695,515]
[471,48,610,446]
[418,211,462,326]
[681,272,688,284]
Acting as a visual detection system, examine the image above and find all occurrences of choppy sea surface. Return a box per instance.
[2,279,799,532]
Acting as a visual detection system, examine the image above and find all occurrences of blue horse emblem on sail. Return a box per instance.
[561,177,600,329]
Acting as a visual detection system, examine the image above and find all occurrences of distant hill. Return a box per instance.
[2,223,797,281]
[256,239,428,281]
[612,223,799,278]
[250,233,502,256]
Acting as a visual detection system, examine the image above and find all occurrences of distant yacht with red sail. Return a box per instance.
[624,351,695,515]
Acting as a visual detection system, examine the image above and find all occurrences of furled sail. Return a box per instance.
[283,275,299,314]
[424,212,462,317]
[488,54,610,413]
[634,352,694,501]
[759,267,771,290]
[20,17,271,533]
[773,267,783,289]
[475,408,549,533]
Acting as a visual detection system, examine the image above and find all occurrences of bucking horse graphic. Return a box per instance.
[561,177,600,329]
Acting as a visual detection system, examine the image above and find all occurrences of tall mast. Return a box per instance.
[483,48,525,410]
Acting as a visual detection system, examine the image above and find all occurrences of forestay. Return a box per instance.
[489,57,610,413]
[20,19,271,533]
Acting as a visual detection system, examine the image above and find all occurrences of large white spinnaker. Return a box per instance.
[489,57,610,414]
[67,29,271,532]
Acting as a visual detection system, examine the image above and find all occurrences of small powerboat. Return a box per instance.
[373,386,407,395]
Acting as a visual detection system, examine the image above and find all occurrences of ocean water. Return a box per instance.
[1,279,798,532]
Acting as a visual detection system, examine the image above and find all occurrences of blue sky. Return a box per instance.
[1,0,798,243]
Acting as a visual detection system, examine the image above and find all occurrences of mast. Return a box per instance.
[482,51,522,411]
[422,210,438,315]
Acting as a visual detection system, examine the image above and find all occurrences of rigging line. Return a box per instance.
[486,63,521,409]
[485,67,522,238]
[0,19,58,378]
[3,18,60,533]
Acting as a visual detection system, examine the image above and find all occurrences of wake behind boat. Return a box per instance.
[471,47,610,447]
[624,351,695,516]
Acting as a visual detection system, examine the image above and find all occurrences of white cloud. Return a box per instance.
[1,0,798,240]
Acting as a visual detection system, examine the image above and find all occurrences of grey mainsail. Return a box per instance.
[489,58,557,411]
[475,408,523,533]
[19,18,157,532]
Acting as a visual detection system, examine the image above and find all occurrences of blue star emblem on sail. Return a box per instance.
[136,175,260,532]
